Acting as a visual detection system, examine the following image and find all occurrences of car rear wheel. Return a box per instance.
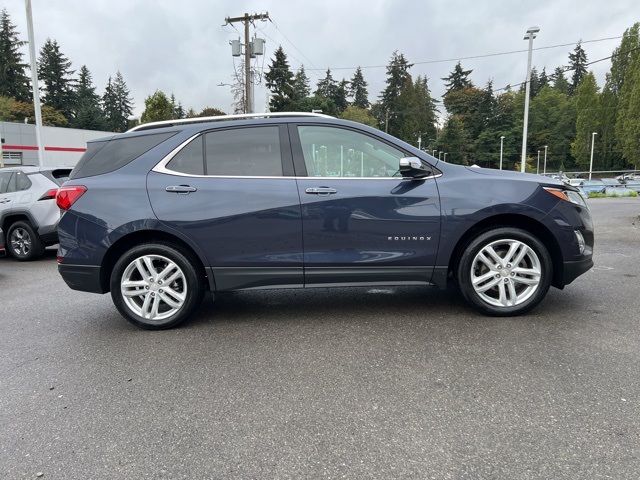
[110,243,205,329]
[456,227,552,316]
[7,221,44,261]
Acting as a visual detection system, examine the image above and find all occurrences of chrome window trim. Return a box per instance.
[152,133,442,181]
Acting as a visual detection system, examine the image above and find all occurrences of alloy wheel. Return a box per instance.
[10,227,32,257]
[470,238,542,308]
[120,254,187,321]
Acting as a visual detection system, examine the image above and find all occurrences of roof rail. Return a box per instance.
[127,111,334,133]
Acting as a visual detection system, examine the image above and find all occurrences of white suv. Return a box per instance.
[0,167,71,260]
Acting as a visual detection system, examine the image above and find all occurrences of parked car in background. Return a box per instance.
[566,178,584,187]
[622,180,640,192]
[578,180,607,196]
[56,112,594,329]
[616,172,639,182]
[0,167,71,260]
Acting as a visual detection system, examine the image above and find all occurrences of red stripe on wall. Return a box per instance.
[1,144,87,153]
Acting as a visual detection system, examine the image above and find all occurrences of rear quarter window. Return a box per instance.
[70,132,176,180]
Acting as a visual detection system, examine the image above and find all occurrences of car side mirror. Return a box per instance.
[399,157,429,178]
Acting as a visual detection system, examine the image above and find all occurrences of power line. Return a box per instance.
[268,18,318,69]
[257,34,622,73]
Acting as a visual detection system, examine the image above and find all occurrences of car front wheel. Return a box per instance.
[110,243,204,329]
[457,227,553,316]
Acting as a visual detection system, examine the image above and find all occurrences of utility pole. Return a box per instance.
[225,12,269,113]
[543,145,548,174]
[537,149,541,174]
[499,135,505,170]
[520,26,540,173]
[25,0,44,166]
[417,134,422,150]
[385,110,389,133]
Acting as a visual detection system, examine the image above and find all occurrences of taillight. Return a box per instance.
[38,188,58,201]
[56,186,87,210]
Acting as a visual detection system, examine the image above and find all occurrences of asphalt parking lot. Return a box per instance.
[1,198,639,479]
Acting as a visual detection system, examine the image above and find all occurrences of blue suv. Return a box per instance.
[56,113,593,329]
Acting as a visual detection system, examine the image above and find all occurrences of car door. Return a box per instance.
[147,124,303,291]
[290,123,441,286]
[0,172,17,216]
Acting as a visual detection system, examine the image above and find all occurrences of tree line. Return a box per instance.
[264,23,640,172]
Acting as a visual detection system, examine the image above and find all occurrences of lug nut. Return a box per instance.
[504,278,509,283]
[150,292,155,297]
[506,264,511,268]
[158,280,163,285]
[145,285,150,290]
[159,289,164,293]
[495,274,501,279]
[511,272,515,277]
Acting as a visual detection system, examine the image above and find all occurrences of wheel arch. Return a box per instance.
[99,229,211,293]
[447,213,564,288]
[1,211,38,233]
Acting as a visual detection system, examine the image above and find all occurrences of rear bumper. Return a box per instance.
[58,263,106,294]
[38,223,59,245]
[562,257,593,286]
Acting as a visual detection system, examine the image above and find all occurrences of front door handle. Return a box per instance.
[0,199,10,204]
[166,185,197,194]
[305,187,337,195]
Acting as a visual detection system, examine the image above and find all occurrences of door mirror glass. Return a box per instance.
[399,157,428,178]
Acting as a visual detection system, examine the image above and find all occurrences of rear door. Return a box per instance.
[147,124,303,290]
[0,172,17,214]
[290,124,441,286]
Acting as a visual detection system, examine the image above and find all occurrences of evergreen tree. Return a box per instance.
[340,105,377,127]
[72,65,104,130]
[315,68,338,99]
[539,67,549,90]
[333,79,350,113]
[38,38,75,119]
[608,23,640,96]
[102,71,133,132]
[571,73,600,168]
[349,67,369,108]
[438,116,469,164]
[265,46,294,112]
[0,9,31,102]
[292,65,310,100]
[377,51,413,135]
[442,61,473,93]
[141,90,174,123]
[552,67,570,94]
[568,42,588,95]
[396,75,437,145]
[529,67,541,97]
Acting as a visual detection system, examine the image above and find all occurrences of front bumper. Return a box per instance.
[58,263,106,294]
[562,257,594,286]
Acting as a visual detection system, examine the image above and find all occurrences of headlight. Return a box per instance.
[543,187,587,207]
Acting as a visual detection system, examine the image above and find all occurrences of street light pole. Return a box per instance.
[24,0,44,167]
[543,145,548,174]
[589,132,597,180]
[537,150,541,174]
[499,135,505,170]
[520,26,540,173]
[417,135,422,150]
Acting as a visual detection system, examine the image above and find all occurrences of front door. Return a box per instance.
[290,124,441,286]
[147,125,303,290]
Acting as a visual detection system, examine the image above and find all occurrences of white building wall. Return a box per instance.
[1,121,114,168]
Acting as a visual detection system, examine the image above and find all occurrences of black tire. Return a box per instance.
[456,227,553,316]
[110,242,205,329]
[6,221,45,261]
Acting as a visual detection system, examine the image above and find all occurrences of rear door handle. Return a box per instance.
[165,185,197,194]
[305,187,337,195]
[0,198,10,204]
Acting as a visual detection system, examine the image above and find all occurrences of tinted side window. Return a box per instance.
[166,137,205,175]
[5,173,17,193]
[205,127,282,176]
[297,126,404,178]
[15,171,32,191]
[0,172,12,194]
[70,132,177,179]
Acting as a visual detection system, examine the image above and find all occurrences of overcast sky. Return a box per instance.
[4,0,639,117]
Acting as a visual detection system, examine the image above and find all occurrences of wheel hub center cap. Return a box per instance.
[500,268,510,277]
